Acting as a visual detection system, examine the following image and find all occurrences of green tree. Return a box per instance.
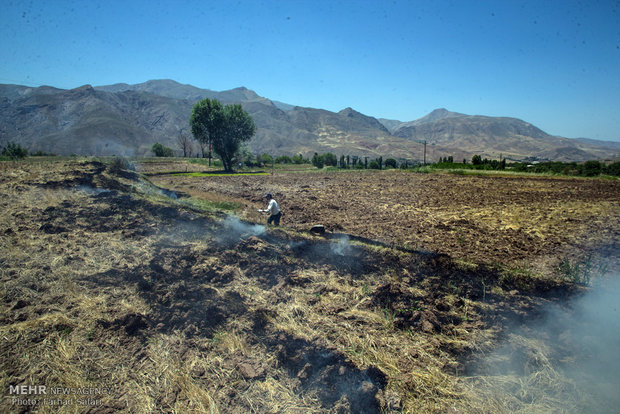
[260,153,274,165]
[190,99,256,172]
[323,152,337,166]
[1,142,28,159]
[471,155,482,165]
[384,158,397,168]
[605,161,620,176]
[311,153,324,168]
[151,143,174,157]
[292,154,305,164]
[190,98,223,166]
[581,160,602,177]
[214,104,256,172]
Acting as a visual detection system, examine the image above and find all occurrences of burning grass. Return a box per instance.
[0,159,617,413]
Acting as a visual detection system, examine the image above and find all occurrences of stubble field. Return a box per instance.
[1,158,618,413]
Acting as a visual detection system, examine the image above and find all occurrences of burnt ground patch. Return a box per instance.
[84,271,247,339]
[258,330,388,413]
[71,197,394,410]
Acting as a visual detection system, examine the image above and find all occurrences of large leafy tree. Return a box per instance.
[213,104,256,172]
[190,99,256,171]
[190,98,223,166]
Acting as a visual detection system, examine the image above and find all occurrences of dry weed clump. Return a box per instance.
[0,159,610,413]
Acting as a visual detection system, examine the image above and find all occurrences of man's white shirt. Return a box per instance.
[266,199,280,215]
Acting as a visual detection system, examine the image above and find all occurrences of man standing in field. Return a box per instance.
[258,193,281,226]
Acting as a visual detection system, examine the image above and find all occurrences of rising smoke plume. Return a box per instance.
[216,216,266,246]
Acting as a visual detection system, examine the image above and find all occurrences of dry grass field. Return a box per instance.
[1,159,618,413]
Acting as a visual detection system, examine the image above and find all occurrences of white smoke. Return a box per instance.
[216,216,266,246]
[331,235,352,256]
[553,277,620,408]
[75,185,111,195]
[469,276,620,412]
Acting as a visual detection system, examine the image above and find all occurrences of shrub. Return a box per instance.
[31,150,54,157]
[368,160,380,169]
[108,156,134,174]
[556,257,592,286]
[152,143,174,157]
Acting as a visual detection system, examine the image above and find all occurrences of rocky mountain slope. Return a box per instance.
[1,79,618,161]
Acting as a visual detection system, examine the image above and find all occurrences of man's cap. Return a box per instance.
[264,193,272,198]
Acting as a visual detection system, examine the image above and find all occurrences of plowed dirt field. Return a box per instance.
[148,166,620,274]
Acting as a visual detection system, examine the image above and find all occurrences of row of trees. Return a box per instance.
[434,155,507,170]
[1,142,29,159]
[432,154,620,177]
[234,151,309,167]
[512,160,620,177]
[310,152,407,169]
[1,142,58,159]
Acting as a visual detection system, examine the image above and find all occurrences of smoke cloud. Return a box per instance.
[469,276,620,412]
[331,235,352,256]
[552,277,620,408]
[216,216,266,246]
[75,185,112,195]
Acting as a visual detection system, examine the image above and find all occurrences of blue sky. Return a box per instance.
[1,0,619,141]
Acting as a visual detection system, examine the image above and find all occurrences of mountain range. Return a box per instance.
[1,79,618,162]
